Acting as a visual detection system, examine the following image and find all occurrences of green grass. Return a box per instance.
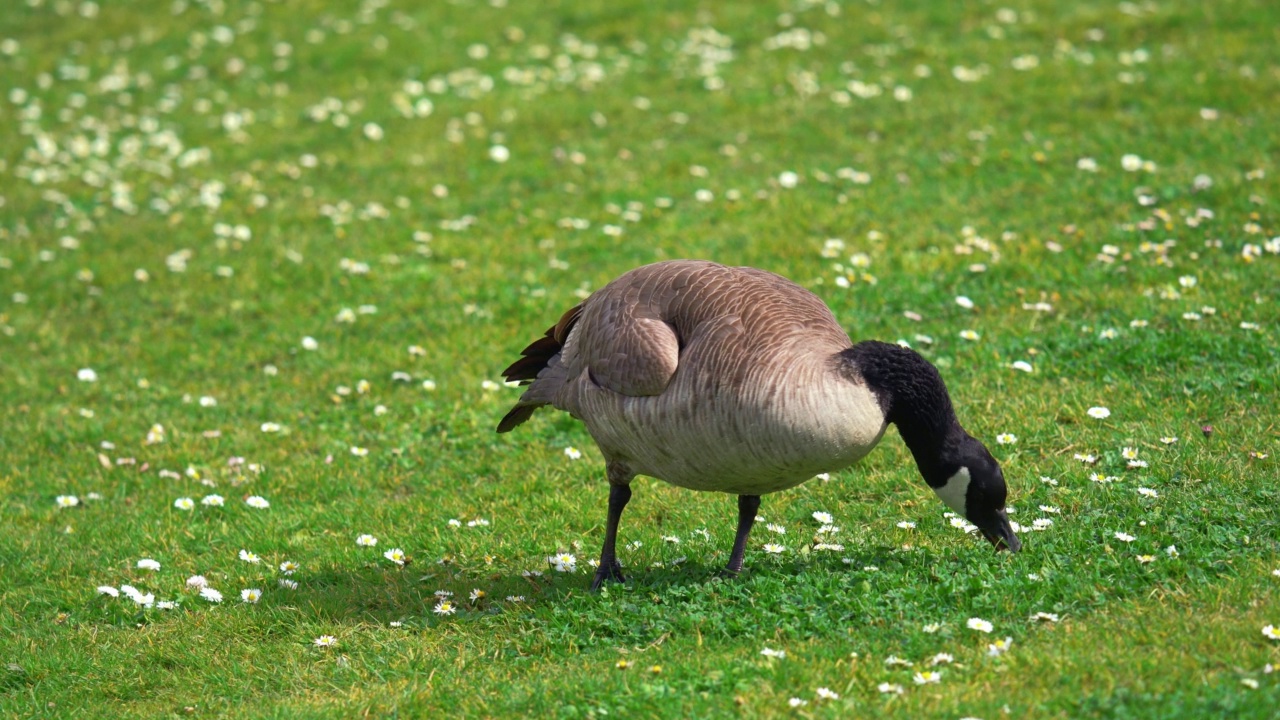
[2,0,1279,717]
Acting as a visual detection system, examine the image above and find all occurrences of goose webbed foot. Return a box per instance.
[714,566,744,580]
[590,559,626,591]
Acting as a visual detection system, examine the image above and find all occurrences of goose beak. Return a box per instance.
[978,510,1021,553]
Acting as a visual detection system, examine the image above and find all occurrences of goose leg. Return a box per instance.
[590,482,631,591]
[723,494,761,575]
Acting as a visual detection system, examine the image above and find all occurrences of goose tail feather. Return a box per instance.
[496,304,582,433]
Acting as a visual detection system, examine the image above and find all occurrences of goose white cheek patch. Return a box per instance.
[934,466,971,515]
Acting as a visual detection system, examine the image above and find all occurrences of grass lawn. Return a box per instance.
[2,0,1279,716]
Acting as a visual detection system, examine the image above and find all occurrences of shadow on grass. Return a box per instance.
[275,546,904,649]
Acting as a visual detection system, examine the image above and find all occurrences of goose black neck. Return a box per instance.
[839,340,966,485]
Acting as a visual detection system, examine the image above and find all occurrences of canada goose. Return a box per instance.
[498,260,1020,589]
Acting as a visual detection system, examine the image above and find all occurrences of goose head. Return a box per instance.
[931,434,1021,552]
[840,340,1022,553]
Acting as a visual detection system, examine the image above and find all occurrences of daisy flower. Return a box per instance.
[987,637,1013,656]
[1262,625,1280,640]
[356,534,378,547]
[1160,436,1178,444]
[959,329,980,341]
[787,698,807,708]
[1011,360,1033,373]
[186,575,208,589]
[967,617,994,633]
[384,548,407,565]
[350,446,369,457]
[239,549,261,563]
[245,496,270,509]
[929,653,954,666]
[124,588,156,607]
[766,523,786,535]
[241,588,262,603]
[136,558,161,571]
[922,623,942,633]
[469,588,485,602]
[56,495,80,508]
[173,497,195,511]
[433,600,457,616]
[1114,532,1135,543]
[913,671,942,685]
[279,579,299,590]
[812,511,833,524]
[97,585,120,597]
[279,560,299,574]
[564,446,582,460]
[760,647,787,659]
[897,521,916,529]
[996,433,1017,445]
[199,587,224,603]
[313,635,337,647]
[1122,447,1139,460]
[1087,406,1111,419]
[201,494,225,507]
[815,687,839,700]
[1031,612,1060,622]
[1137,487,1159,498]
[1137,555,1156,564]
[762,543,786,554]
[1166,545,1179,558]
[550,552,577,572]
[877,682,904,695]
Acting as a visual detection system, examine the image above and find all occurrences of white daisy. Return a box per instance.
[966,617,994,633]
